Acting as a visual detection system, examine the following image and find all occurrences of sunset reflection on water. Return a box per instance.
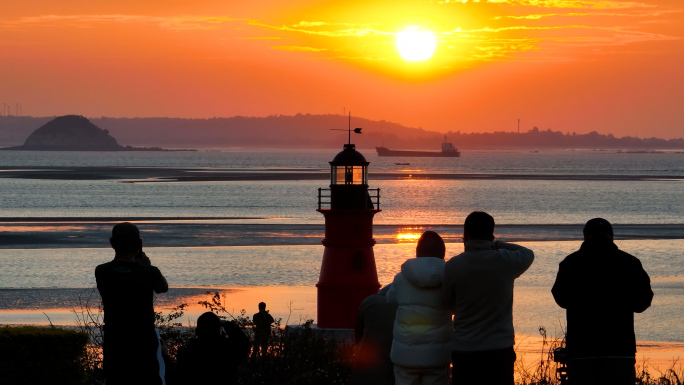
[395,226,423,242]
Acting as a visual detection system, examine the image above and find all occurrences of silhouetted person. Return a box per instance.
[177,312,251,384]
[388,231,452,385]
[252,302,274,358]
[351,284,398,385]
[552,218,653,385]
[443,211,534,385]
[95,222,169,385]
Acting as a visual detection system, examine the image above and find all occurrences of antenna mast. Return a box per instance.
[348,112,351,144]
[517,118,520,135]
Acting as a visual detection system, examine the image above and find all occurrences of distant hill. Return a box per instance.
[1,114,683,149]
[0,115,185,151]
[3,115,124,151]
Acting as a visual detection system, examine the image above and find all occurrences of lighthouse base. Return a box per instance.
[316,283,380,329]
[286,324,354,345]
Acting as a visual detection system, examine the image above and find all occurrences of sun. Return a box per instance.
[395,27,437,62]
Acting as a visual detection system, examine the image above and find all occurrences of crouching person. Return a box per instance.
[388,231,452,385]
[351,284,397,385]
[177,312,251,384]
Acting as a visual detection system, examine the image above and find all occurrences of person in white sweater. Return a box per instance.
[387,231,453,385]
[443,211,534,385]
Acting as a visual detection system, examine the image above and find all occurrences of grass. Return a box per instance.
[73,291,682,385]
[515,327,683,385]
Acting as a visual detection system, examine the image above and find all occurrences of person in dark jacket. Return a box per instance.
[252,302,275,358]
[177,312,251,384]
[95,222,169,385]
[551,218,653,385]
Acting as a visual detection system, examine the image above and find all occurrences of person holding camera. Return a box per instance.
[95,222,169,385]
[552,218,653,385]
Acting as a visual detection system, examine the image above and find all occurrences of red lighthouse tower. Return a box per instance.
[316,141,381,329]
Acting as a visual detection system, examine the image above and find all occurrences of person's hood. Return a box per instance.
[400,257,445,288]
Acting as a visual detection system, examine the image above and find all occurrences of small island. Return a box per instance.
[1,115,192,151]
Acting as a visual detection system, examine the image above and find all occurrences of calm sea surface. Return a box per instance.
[0,149,682,347]
[1,149,683,224]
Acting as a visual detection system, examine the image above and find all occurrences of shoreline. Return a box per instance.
[2,221,683,249]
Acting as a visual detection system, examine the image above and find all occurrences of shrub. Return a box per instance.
[0,326,88,385]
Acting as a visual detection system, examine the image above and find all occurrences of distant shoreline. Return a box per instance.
[1,166,684,182]
[0,146,195,152]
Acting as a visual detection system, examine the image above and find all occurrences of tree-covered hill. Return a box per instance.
[1,114,682,149]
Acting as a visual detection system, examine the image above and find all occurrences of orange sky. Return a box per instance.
[1,0,682,138]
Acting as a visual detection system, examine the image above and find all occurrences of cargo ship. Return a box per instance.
[376,137,460,157]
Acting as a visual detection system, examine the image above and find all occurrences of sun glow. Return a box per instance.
[396,227,425,242]
[395,27,437,62]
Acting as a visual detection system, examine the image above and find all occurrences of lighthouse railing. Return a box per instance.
[317,187,381,210]
[317,188,331,210]
[369,188,381,209]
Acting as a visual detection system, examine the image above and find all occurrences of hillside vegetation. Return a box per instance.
[1,114,682,149]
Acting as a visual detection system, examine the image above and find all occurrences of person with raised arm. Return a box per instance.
[95,222,169,385]
[443,211,534,385]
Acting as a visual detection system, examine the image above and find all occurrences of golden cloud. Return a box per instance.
[440,0,652,8]
[3,14,243,31]
[494,10,679,19]
[494,14,562,19]
[249,20,385,37]
[270,45,328,51]
[238,36,282,40]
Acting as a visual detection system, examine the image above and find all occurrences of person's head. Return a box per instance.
[416,231,446,260]
[463,211,495,242]
[196,312,221,339]
[583,218,614,241]
[109,222,142,255]
[258,302,266,311]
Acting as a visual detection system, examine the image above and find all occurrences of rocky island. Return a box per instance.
[1,115,190,151]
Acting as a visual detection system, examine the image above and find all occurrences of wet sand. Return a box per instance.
[2,166,684,182]
[1,220,683,249]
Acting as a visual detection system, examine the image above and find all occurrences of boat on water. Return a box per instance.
[376,137,460,157]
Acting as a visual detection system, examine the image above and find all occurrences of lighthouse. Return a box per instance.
[316,138,381,329]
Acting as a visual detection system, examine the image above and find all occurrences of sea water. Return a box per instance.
[0,149,682,351]
[0,240,682,343]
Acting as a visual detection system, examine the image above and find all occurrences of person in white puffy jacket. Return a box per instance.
[387,231,453,385]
